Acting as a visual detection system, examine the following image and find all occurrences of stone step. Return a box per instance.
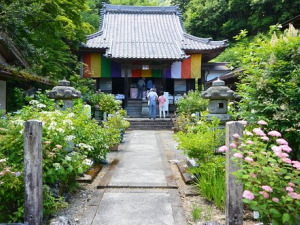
[126,119,174,130]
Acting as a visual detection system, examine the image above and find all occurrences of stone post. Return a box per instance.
[24,120,43,225]
[225,121,244,225]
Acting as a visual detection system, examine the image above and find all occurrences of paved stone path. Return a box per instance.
[79,130,187,225]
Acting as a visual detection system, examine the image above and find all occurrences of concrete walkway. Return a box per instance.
[79,130,187,225]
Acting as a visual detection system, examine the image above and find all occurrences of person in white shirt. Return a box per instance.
[147,88,158,120]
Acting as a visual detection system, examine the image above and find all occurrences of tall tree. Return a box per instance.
[0,0,94,79]
[184,0,300,40]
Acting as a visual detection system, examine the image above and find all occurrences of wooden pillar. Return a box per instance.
[162,67,167,91]
[124,67,129,108]
[24,120,43,225]
[225,121,244,225]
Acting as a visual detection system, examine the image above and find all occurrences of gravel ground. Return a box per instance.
[48,131,257,225]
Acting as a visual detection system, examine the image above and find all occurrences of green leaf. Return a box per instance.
[282,213,290,223]
[78,167,83,174]
[269,208,281,218]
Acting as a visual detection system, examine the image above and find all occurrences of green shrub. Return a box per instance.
[0,93,125,222]
[175,117,226,210]
[233,25,300,160]
[175,117,224,162]
[175,90,208,115]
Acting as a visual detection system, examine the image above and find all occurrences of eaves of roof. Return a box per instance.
[0,63,55,86]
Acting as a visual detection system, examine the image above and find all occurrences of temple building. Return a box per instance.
[79,4,228,108]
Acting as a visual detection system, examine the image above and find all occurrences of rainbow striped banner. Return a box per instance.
[82,54,201,79]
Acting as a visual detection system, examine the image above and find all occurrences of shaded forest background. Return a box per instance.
[1,0,299,80]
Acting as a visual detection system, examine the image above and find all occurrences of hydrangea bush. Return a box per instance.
[0,97,127,222]
[221,120,300,224]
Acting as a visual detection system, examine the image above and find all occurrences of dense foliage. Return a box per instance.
[226,121,300,224]
[0,0,93,79]
[224,26,300,160]
[182,0,300,40]
[173,90,226,210]
[0,93,128,222]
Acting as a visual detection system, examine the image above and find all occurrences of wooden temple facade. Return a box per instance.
[79,4,228,106]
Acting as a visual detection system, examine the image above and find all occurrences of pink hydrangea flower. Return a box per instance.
[280,152,289,158]
[230,143,237,148]
[218,145,228,153]
[248,151,254,155]
[282,158,292,164]
[276,138,288,145]
[257,120,268,125]
[243,190,254,200]
[271,146,282,153]
[268,130,282,137]
[288,182,295,187]
[261,136,269,142]
[55,145,63,149]
[259,191,269,199]
[272,197,279,202]
[253,128,266,136]
[233,133,240,139]
[44,141,51,144]
[245,131,253,136]
[288,192,300,199]
[250,173,257,178]
[261,185,273,192]
[246,140,254,145]
[233,153,243,158]
[286,186,294,192]
[279,145,292,153]
[293,164,300,170]
[240,120,248,126]
[245,157,254,162]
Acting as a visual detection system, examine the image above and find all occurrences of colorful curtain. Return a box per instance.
[82,53,201,79]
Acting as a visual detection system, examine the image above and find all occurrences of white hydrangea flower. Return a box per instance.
[57,128,65,133]
[65,156,72,161]
[0,159,7,163]
[64,135,75,141]
[82,159,93,166]
[29,100,39,105]
[12,119,24,126]
[37,103,46,108]
[67,113,75,118]
[63,119,73,125]
[53,163,61,170]
[48,121,57,130]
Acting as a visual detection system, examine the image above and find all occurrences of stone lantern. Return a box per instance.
[47,78,81,110]
[201,78,236,127]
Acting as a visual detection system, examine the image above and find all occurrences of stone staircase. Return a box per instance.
[126,118,174,130]
[125,99,143,117]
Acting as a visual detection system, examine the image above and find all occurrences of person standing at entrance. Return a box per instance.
[137,78,145,99]
[146,79,153,90]
[158,91,166,118]
[147,88,158,120]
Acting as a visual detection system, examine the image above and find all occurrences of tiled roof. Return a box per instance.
[84,4,227,61]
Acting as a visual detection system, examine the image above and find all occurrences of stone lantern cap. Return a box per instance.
[47,78,81,100]
[201,78,236,100]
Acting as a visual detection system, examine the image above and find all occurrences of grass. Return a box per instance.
[192,205,202,222]
[194,167,226,210]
